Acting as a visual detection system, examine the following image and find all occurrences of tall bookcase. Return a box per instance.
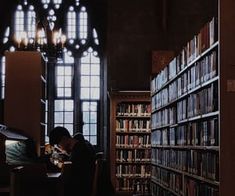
[150,16,220,195]
[4,51,47,156]
[109,91,151,195]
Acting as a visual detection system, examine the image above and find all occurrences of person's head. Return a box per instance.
[73,132,85,142]
[49,126,72,152]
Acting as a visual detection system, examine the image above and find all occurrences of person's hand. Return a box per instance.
[57,161,63,168]
[45,143,53,154]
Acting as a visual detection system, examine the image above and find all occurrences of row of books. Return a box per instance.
[116,103,151,116]
[185,17,217,64]
[152,149,219,181]
[133,179,151,193]
[116,178,150,192]
[151,118,218,146]
[185,178,219,196]
[116,149,151,162]
[116,164,151,177]
[152,166,182,194]
[115,119,150,132]
[186,83,217,119]
[152,108,169,128]
[177,49,217,99]
[152,83,218,129]
[152,88,168,111]
[151,17,217,94]
[152,50,217,111]
[152,149,187,172]
[116,135,151,148]
[178,83,217,121]
[152,66,168,91]
[187,51,217,90]
[151,179,219,196]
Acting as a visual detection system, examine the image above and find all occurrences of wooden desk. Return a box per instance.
[46,172,63,196]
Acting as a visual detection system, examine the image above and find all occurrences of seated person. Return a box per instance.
[49,126,96,196]
[73,132,96,156]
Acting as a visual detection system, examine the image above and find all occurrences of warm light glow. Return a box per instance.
[61,35,66,47]
[15,34,22,47]
[15,31,29,47]
[37,29,46,45]
[14,21,66,57]
[52,29,66,47]
[61,35,66,43]
[53,31,59,45]
[22,31,28,46]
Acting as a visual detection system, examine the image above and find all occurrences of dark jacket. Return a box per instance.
[66,140,96,196]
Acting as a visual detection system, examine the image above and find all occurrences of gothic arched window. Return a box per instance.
[0,0,103,146]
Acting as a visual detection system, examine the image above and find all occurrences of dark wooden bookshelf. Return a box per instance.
[4,51,47,156]
[150,14,220,195]
[109,91,151,195]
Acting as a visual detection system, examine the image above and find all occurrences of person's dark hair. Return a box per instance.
[49,126,71,145]
[73,132,85,142]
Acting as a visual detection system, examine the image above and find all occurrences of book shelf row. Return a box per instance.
[151,177,219,196]
[116,134,151,148]
[151,17,217,94]
[116,103,151,117]
[151,117,218,147]
[184,178,219,196]
[116,177,151,192]
[185,17,217,64]
[116,164,151,178]
[152,49,217,111]
[116,148,151,162]
[153,81,217,125]
[152,167,183,195]
[115,119,150,132]
[152,149,219,181]
[152,82,218,129]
